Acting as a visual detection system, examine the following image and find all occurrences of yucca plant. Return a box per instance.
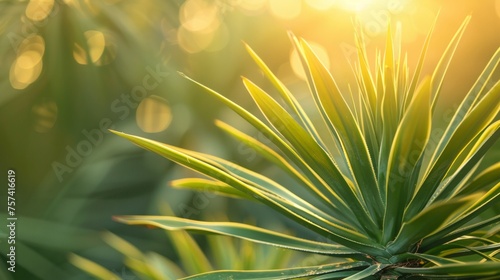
[110,17,500,279]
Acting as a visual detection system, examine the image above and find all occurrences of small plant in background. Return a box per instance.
[110,17,500,279]
[71,211,307,279]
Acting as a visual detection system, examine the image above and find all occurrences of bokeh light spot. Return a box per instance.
[177,26,214,53]
[10,58,43,90]
[25,0,54,22]
[32,101,58,133]
[17,35,46,54]
[269,0,302,20]
[180,0,220,32]
[10,36,45,90]
[86,31,106,63]
[17,50,43,69]
[290,42,330,80]
[72,30,106,65]
[73,43,87,65]
[136,96,172,133]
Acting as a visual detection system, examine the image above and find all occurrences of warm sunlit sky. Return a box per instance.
[2,0,499,186]
[11,0,500,91]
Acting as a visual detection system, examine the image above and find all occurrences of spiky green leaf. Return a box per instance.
[180,261,370,280]
[113,215,361,256]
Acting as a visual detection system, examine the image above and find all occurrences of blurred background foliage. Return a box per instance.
[0,0,499,279]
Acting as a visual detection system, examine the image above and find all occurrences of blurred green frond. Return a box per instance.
[73,221,307,280]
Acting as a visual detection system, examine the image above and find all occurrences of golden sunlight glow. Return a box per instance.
[336,0,375,12]
[136,96,172,133]
[10,36,45,90]
[177,26,215,53]
[180,0,220,32]
[32,101,58,133]
[269,0,302,20]
[73,30,106,65]
[205,23,229,52]
[25,0,54,22]
[177,0,228,53]
[10,55,43,90]
[305,0,335,10]
[290,42,330,80]
[496,0,500,18]
[238,0,267,12]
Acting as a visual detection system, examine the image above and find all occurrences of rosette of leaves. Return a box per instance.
[110,18,500,279]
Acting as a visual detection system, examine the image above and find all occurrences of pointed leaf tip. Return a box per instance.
[286,30,298,41]
[112,216,125,223]
[177,71,188,79]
